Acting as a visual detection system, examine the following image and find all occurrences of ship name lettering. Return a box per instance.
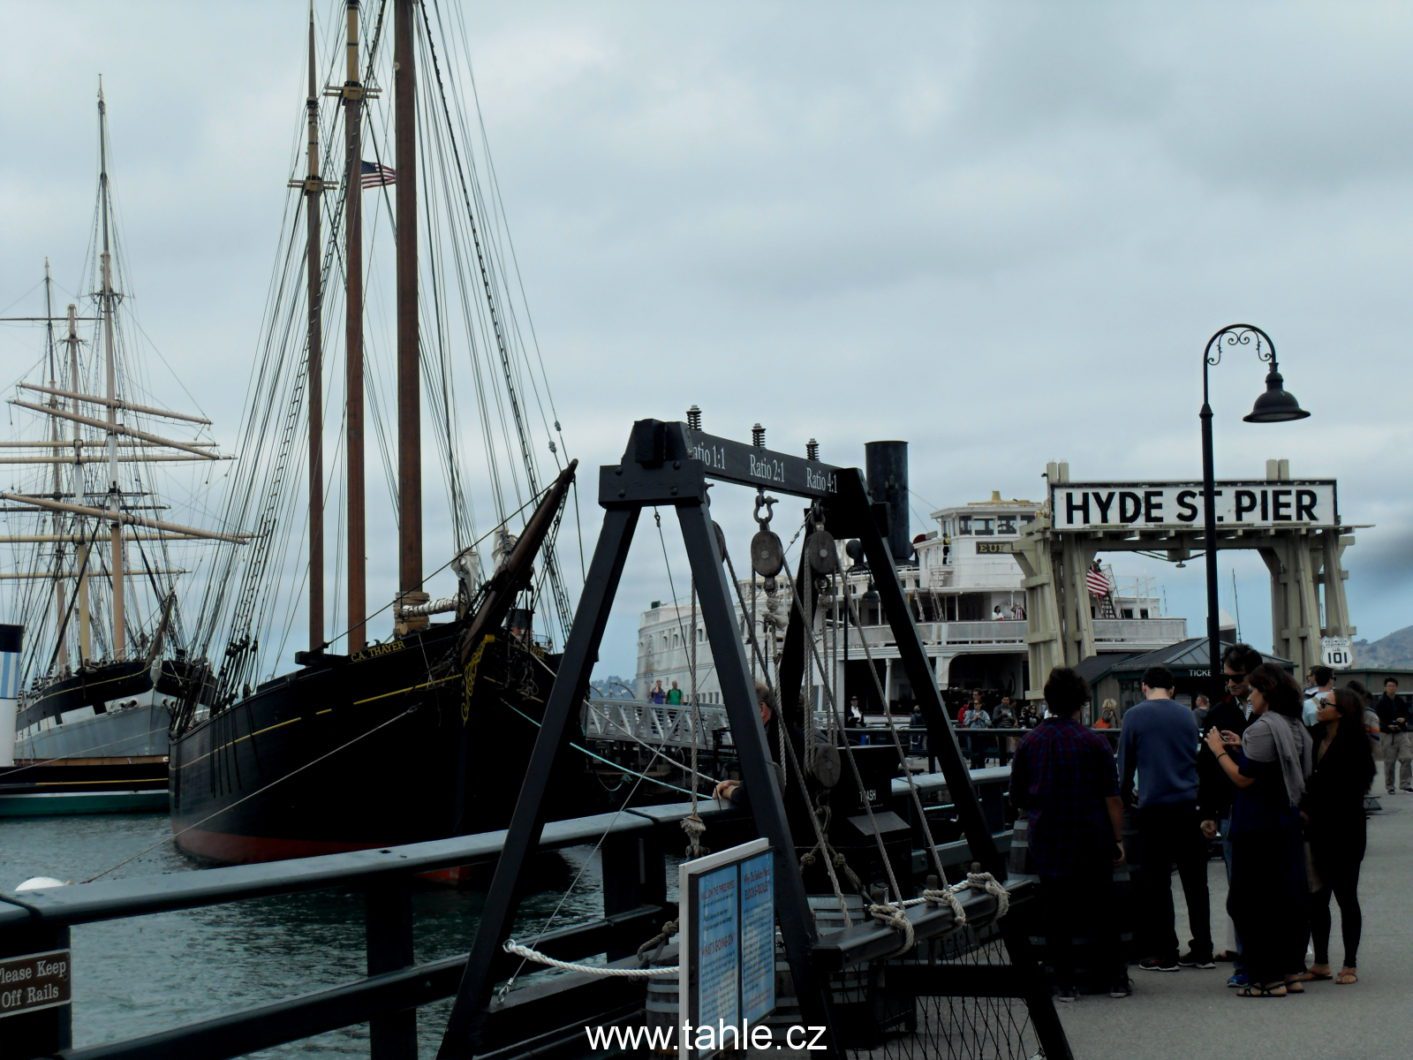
[353,640,406,662]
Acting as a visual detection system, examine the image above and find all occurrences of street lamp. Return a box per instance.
[1200,324,1310,699]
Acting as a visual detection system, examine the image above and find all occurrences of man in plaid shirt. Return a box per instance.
[1011,667,1128,1001]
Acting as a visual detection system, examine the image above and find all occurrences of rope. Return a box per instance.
[839,583,953,888]
[503,940,679,977]
[966,870,1012,919]
[685,581,705,858]
[635,918,679,966]
[82,705,417,883]
[865,902,916,957]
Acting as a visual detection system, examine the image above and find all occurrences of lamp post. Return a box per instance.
[1200,324,1310,699]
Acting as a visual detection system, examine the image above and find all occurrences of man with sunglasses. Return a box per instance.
[1198,642,1263,985]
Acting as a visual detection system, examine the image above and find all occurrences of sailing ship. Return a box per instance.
[168,1,589,864]
[0,90,238,814]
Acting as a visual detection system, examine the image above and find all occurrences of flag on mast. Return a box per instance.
[360,160,397,188]
[1085,561,1111,597]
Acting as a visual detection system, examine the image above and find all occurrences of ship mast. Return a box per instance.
[96,80,125,659]
[41,263,68,667]
[65,305,91,664]
[342,0,368,651]
[394,0,424,629]
[301,6,326,651]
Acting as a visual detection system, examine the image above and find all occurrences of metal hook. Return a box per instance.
[753,492,778,529]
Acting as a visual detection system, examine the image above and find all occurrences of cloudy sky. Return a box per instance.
[2,1,1409,680]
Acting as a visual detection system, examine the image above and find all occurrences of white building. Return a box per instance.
[635,491,1185,711]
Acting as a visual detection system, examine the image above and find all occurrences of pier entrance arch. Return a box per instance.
[1009,459,1357,698]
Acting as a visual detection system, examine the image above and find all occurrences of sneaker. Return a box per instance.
[1226,971,1250,989]
[1109,976,1133,998]
[1179,951,1216,969]
[1138,957,1180,973]
[1055,985,1081,1003]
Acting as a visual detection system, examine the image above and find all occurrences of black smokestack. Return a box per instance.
[865,440,912,564]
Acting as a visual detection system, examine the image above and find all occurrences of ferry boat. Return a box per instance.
[634,485,1186,712]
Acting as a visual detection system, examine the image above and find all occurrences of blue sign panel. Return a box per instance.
[680,838,775,1059]
[693,864,740,1033]
[738,851,774,1023]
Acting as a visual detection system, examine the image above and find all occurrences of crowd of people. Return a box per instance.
[1009,644,1387,1001]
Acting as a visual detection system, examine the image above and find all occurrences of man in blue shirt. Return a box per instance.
[1012,667,1129,1001]
[1119,665,1213,973]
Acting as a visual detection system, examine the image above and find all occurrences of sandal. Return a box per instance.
[1236,982,1287,998]
[1335,969,1358,985]
[1283,979,1305,994]
[1300,967,1333,982]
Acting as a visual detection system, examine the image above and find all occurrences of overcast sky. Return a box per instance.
[2,1,1409,680]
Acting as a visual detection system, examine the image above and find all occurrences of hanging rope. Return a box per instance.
[838,577,952,888]
[684,580,706,858]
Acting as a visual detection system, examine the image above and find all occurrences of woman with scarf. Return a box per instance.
[1300,687,1376,985]
[1204,663,1313,997]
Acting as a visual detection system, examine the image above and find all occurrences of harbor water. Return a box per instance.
[0,813,603,1057]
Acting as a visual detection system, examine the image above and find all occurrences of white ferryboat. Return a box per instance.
[634,490,1185,712]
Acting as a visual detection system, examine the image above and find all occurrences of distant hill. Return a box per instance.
[1354,624,1413,669]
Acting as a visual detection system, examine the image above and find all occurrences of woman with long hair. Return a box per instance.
[1204,663,1313,997]
[1302,687,1377,985]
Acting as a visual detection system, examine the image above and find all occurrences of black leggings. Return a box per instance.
[1310,861,1362,968]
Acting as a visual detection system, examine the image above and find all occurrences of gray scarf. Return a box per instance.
[1242,712,1312,808]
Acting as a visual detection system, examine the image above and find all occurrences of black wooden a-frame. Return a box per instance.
[439,419,1068,1059]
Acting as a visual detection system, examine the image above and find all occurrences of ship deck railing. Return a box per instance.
[0,767,1017,1059]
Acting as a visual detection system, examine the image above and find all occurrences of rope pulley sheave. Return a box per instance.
[750,492,784,577]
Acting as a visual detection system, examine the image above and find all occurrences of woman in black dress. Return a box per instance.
[1302,687,1376,985]
[1204,663,1313,997]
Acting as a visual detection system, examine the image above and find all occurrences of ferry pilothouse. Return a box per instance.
[634,489,1186,713]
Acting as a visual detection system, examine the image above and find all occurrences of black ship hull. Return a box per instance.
[170,621,591,865]
[17,657,153,729]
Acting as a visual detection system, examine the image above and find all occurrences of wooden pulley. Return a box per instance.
[804,530,838,574]
[712,520,728,560]
[811,738,842,788]
[751,529,785,577]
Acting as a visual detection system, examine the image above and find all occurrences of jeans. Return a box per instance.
[1039,869,1123,988]
[1382,732,1412,791]
[1136,803,1213,962]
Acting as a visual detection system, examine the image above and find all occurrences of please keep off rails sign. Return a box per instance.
[1051,481,1338,533]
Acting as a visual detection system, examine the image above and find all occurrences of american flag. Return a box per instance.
[361,160,397,189]
[1085,562,1111,597]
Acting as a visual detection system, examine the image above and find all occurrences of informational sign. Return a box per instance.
[0,949,71,1020]
[1321,636,1355,670]
[679,838,774,1059]
[1050,481,1338,532]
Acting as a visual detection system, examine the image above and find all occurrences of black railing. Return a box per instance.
[0,769,1016,1059]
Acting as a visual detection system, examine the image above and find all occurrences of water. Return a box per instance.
[0,813,605,1057]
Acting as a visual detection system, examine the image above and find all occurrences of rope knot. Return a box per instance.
[866,902,916,956]
[965,871,1011,919]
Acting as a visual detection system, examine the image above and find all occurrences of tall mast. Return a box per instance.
[302,6,326,650]
[42,263,67,667]
[66,304,91,664]
[343,0,367,651]
[96,80,125,659]
[394,0,423,626]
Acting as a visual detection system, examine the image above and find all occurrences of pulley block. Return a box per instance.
[810,738,842,789]
[751,529,785,577]
[804,530,838,574]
